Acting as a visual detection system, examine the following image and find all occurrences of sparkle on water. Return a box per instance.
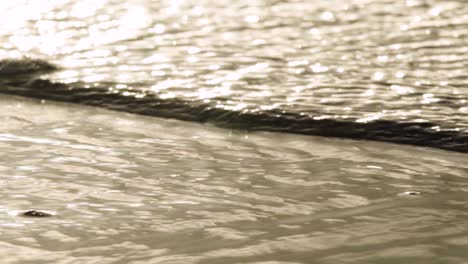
[1,0,467,132]
[0,0,468,263]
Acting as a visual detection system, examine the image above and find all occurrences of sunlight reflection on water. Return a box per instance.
[0,0,468,263]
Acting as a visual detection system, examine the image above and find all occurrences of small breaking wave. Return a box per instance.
[0,58,466,153]
[0,58,57,76]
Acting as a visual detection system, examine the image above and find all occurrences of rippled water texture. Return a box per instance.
[0,0,467,151]
[1,96,468,264]
[1,0,468,263]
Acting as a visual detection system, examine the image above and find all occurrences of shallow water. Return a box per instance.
[0,0,468,263]
[1,95,468,264]
[0,0,467,151]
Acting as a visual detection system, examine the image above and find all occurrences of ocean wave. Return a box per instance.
[0,58,57,76]
[0,59,466,153]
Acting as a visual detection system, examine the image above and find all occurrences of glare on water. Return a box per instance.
[0,0,468,263]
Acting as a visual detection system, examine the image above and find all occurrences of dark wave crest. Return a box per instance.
[0,59,466,153]
[0,58,57,76]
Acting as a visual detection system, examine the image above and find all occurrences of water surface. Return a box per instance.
[1,96,467,263]
[0,0,468,263]
[0,0,467,151]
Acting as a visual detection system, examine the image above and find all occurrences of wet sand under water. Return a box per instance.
[0,95,467,264]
